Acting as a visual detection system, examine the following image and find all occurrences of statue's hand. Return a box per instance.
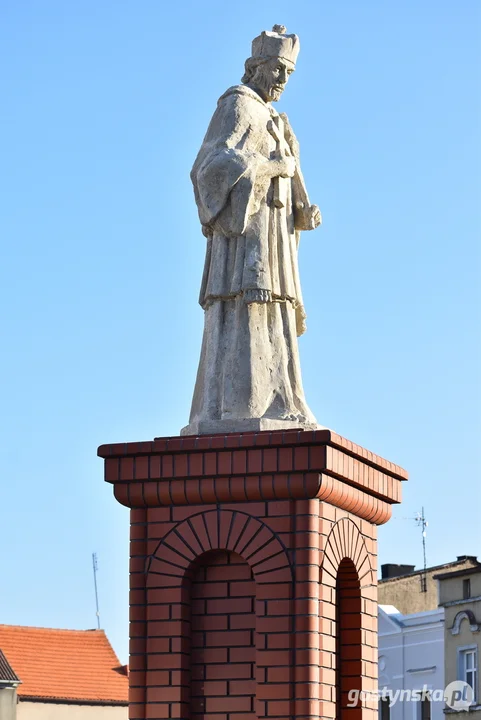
[268,153,296,179]
[294,203,322,231]
[278,155,296,179]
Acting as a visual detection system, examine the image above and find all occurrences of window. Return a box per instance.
[421,697,431,720]
[458,646,477,702]
[415,692,432,720]
[463,578,471,599]
[464,650,477,693]
[379,697,390,720]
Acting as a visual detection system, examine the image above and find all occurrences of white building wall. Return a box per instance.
[17,701,128,720]
[0,688,18,720]
[378,606,445,720]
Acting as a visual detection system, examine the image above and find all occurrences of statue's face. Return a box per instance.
[252,57,295,102]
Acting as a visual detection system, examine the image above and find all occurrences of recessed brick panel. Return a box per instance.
[190,551,256,719]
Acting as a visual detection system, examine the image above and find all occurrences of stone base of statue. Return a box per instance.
[181,416,324,436]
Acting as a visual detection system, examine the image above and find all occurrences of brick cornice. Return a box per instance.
[98,429,407,481]
[98,430,406,525]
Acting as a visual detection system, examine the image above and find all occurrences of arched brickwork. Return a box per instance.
[144,509,293,720]
[320,518,377,720]
[320,517,374,590]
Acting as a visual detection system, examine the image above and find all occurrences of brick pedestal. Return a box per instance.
[98,429,407,720]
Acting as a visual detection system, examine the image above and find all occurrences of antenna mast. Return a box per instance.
[92,552,101,629]
[415,508,428,591]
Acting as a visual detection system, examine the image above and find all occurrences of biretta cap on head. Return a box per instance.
[251,25,300,65]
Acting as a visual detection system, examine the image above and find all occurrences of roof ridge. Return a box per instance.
[380,558,481,581]
[0,624,105,634]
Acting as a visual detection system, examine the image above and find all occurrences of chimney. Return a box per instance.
[381,563,416,579]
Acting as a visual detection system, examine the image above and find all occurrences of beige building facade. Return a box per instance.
[16,701,127,719]
[436,565,481,716]
[379,556,480,615]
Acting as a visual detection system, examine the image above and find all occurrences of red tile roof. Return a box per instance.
[0,625,128,704]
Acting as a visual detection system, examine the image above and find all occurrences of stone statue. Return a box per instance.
[182,26,322,435]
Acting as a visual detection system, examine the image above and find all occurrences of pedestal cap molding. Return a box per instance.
[98,429,406,525]
[98,428,408,481]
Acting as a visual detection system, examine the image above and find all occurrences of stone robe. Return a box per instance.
[184,84,317,433]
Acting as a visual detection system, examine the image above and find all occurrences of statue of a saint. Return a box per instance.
[182,26,322,435]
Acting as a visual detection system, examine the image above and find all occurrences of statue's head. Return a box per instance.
[242,25,299,103]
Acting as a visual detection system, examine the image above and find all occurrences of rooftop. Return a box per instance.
[379,556,480,583]
[434,565,481,581]
[0,625,128,705]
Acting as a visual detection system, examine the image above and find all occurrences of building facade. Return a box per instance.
[0,649,21,720]
[436,565,481,716]
[378,605,445,720]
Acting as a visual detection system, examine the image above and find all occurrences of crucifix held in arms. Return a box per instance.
[267,116,291,209]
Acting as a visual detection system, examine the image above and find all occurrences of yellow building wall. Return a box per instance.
[17,702,128,720]
[441,571,481,718]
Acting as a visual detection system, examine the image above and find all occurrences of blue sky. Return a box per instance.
[0,1,479,663]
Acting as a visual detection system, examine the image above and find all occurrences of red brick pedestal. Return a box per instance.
[98,429,407,720]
